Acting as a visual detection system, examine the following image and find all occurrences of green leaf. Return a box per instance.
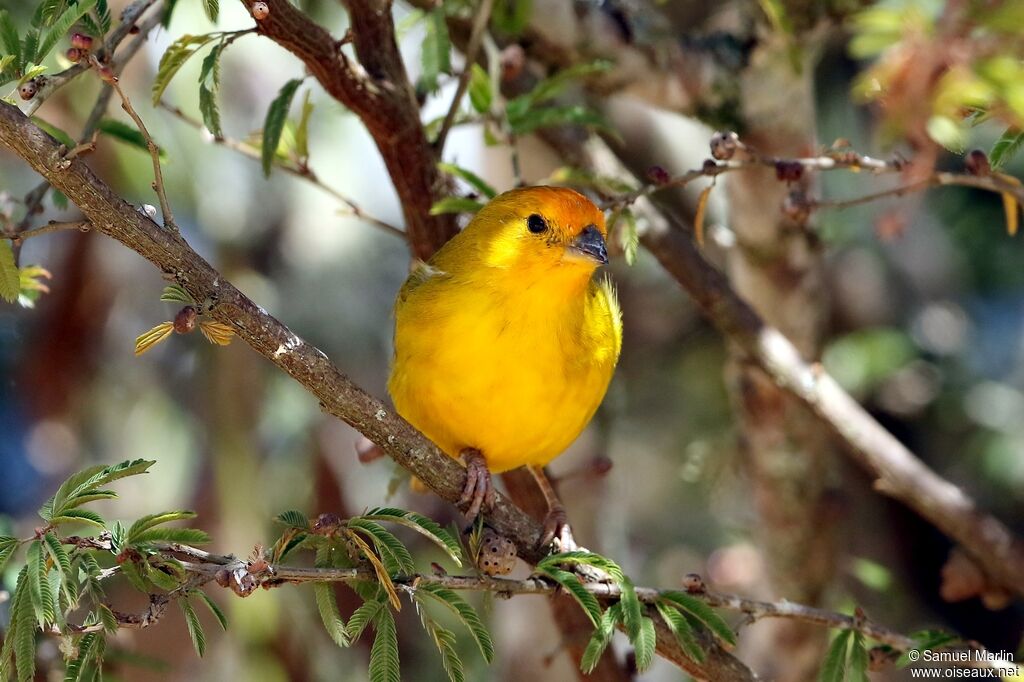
[419,7,451,94]
[0,241,19,303]
[98,119,164,156]
[193,591,228,631]
[127,510,197,543]
[144,558,185,591]
[655,601,704,662]
[362,508,462,566]
[35,0,68,28]
[346,598,385,642]
[491,0,533,36]
[197,40,224,138]
[991,127,1024,170]
[130,527,210,545]
[37,0,96,65]
[633,616,656,672]
[508,104,609,136]
[276,510,309,529]
[349,519,415,575]
[848,632,869,682]
[13,566,38,682]
[659,591,737,646]
[203,0,219,22]
[516,61,611,110]
[31,116,76,149]
[413,599,464,682]
[437,163,497,199]
[27,541,55,627]
[468,63,492,113]
[580,603,620,674]
[294,91,313,161]
[159,283,194,304]
[417,585,494,663]
[538,568,602,626]
[536,551,625,582]
[0,536,18,574]
[51,190,68,211]
[0,11,20,65]
[63,631,105,681]
[179,598,207,657]
[261,78,303,177]
[151,33,217,106]
[314,582,350,647]
[619,577,642,640]
[96,0,111,33]
[97,603,119,633]
[926,115,966,153]
[429,197,485,215]
[621,209,638,266]
[42,458,154,520]
[50,509,105,528]
[21,31,39,69]
[369,608,400,682]
[819,629,852,682]
[42,532,71,579]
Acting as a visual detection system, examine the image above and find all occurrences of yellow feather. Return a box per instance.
[388,187,622,473]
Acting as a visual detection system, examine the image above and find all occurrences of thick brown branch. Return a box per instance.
[0,103,749,680]
[241,0,456,259]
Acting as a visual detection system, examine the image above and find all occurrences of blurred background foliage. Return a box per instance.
[1,0,1023,680]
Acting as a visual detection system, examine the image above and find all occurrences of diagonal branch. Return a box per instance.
[0,101,752,681]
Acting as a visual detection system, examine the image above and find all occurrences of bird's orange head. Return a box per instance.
[444,186,608,280]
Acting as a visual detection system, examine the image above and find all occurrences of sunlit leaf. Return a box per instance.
[437,163,497,199]
[160,283,194,304]
[991,127,1024,170]
[180,598,207,657]
[419,7,451,94]
[152,33,218,106]
[369,608,400,682]
[468,63,491,113]
[429,197,485,215]
[580,603,620,674]
[819,629,852,682]
[135,321,174,356]
[656,601,704,662]
[261,78,303,176]
[659,591,736,646]
[198,320,233,346]
[203,0,219,22]
[347,531,400,610]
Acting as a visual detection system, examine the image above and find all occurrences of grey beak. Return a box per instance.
[571,224,608,265]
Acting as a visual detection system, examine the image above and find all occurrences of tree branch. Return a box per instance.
[241,0,457,259]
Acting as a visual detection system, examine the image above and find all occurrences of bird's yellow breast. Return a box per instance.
[388,264,621,473]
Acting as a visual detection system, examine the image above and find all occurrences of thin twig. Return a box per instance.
[157,101,406,240]
[55,538,1017,675]
[95,58,176,232]
[433,0,495,152]
[5,220,90,244]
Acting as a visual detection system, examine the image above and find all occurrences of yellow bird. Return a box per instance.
[388,186,622,548]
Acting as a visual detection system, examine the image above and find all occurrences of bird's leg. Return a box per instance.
[458,448,496,521]
[527,465,577,552]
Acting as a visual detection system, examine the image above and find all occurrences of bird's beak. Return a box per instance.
[568,224,608,265]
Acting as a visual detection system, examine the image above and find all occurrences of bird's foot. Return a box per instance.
[458,448,495,522]
[540,504,577,553]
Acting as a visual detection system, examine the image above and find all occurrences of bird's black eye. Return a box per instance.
[527,213,548,234]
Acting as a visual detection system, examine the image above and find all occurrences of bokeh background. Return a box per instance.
[1,0,1023,680]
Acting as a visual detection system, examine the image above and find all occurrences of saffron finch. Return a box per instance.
[388,186,622,548]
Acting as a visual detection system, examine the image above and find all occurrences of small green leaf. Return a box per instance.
[849,632,869,682]
[633,616,656,672]
[538,551,625,582]
[516,61,611,110]
[294,91,313,161]
[152,33,217,105]
[51,190,67,210]
[655,601,704,662]
[179,598,207,657]
[619,577,642,640]
[98,119,164,156]
[42,532,71,577]
[348,519,416,575]
[261,78,303,177]
[96,0,111,33]
[468,63,492,113]
[43,458,154,520]
[276,510,310,529]
[437,163,497,199]
[538,568,602,626]
[491,0,533,36]
[417,585,494,663]
[37,0,96,66]
[0,241,19,303]
[130,527,210,545]
[419,7,451,94]
[413,600,465,682]
[362,508,462,566]
[193,591,228,631]
[819,629,852,682]
[580,603,620,674]
[197,40,224,138]
[991,127,1024,170]
[0,10,20,63]
[659,591,737,646]
[621,209,639,265]
[202,0,219,22]
[429,197,485,215]
[926,115,966,153]
[159,283,194,304]
[369,608,400,682]
[50,508,105,528]
[0,536,18,574]
[31,116,76,149]
[346,599,385,642]
[127,510,197,543]
[314,582,350,647]
[508,104,609,136]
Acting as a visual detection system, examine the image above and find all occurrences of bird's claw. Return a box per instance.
[539,504,577,552]
[458,448,495,522]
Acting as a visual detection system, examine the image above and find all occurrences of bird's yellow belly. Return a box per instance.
[389,298,614,473]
